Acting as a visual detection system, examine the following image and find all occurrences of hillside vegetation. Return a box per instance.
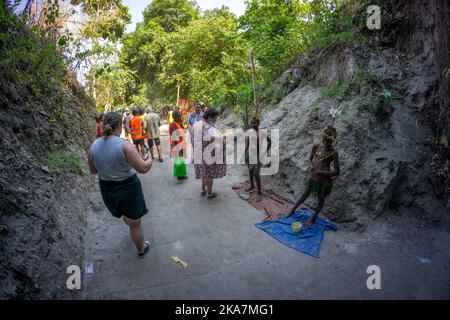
[0,2,96,299]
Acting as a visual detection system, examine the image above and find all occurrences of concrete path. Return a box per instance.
[82,131,450,299]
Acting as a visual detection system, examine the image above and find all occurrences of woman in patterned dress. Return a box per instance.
[193,108,226,199]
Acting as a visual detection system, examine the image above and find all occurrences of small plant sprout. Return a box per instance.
[378,89,392,103]
[329,106,342,125]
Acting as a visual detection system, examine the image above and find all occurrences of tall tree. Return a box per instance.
[70,0,131,111]
[71,0,130,41]
[142,0,200,33]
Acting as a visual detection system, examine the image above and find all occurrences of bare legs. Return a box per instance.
[246,169,262,194]
[202,180,206,193]
[202,179,216,199]
[245,168,262,201]
[156,145,163,161]
[148,141,163,161]
[287,179,327,226]
[310,198,325,225]
[204,179,213,194]
[123,216,144,253]
[288,182,312,217]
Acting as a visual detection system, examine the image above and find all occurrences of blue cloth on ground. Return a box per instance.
[255,208,338,258]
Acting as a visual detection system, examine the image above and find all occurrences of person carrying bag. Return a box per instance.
[169,111,188,180]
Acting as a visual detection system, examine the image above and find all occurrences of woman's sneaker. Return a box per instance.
[138,241,151,258]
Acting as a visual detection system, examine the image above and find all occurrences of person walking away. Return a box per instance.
[138,108,148,154]
[88,112,153,258]
[130,109,146,158]
[286,126,340,226]
[187,101,204,163]
[167,107,174,125]
[245,116,271,202]
[96,113,104,139]
[187,101,204,131]
[123,108,133,143]
[193,108,226,199]
[143,107,163,162]
[170,111,188,180]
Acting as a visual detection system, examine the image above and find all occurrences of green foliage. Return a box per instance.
[1,3,94,161]
[356,66,378,86]
[121,5,249,108]
[356,98,376,113]
[44,148,83,175]
[377,89,392,104]
[440,135,449,147]
[68,0,131,112]
[239,0,362,85]
[261,82,284,105]
[143,0,200,33]
[232,84,255,130]
[92,0,369,114]
[322,80,352,102]
[70,0,131,41]
[312,66,392,123]
[0,3,66,109]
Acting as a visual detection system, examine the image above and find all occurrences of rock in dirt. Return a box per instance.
[0,225,9,235]
[41,166,50,174]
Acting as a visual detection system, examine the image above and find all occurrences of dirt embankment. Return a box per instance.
[220,1,450,231]
[0,75,98,299]
[0,6,98,297]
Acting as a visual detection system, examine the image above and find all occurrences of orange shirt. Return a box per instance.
[130,117,144,140]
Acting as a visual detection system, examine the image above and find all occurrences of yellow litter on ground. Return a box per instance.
[171,256,188,268]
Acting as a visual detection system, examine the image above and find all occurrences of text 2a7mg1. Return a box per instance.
[218,305,273,315]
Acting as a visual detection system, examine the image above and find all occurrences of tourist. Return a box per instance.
[169,111,188,180]
[130,109,146,158]
[96,113,104,139]
[193,108,226,199]
[88,112,153,258]
[143,106,163,162]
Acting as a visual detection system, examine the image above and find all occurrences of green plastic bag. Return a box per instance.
[173,155,187,177]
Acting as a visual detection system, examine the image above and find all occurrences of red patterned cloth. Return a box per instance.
[232,181,295,220]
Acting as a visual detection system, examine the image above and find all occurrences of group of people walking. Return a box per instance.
[121,107,164,162]
[88,102,230,257]
[88,101,340,258]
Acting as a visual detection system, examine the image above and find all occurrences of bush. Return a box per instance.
[232,84,255,130]
[357,98,376,113]
[322,80,352,102]
[261,82,284,105]
[44,149,83,175]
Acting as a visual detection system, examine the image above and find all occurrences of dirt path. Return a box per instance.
[82,129,450,299]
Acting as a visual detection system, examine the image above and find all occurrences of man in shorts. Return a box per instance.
[143,106,163,162]
[123,107,133,143]
[130,109,146,158]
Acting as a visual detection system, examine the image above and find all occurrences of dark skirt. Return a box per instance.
[99,174,148,220]
[310,179,333,199]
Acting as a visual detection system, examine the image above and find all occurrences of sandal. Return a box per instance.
[255,194,263,202]
[239,192,250,201]
[138,241,151,258]
[207,192,217,199]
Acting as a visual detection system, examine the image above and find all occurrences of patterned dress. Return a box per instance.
[194,122,227,180]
